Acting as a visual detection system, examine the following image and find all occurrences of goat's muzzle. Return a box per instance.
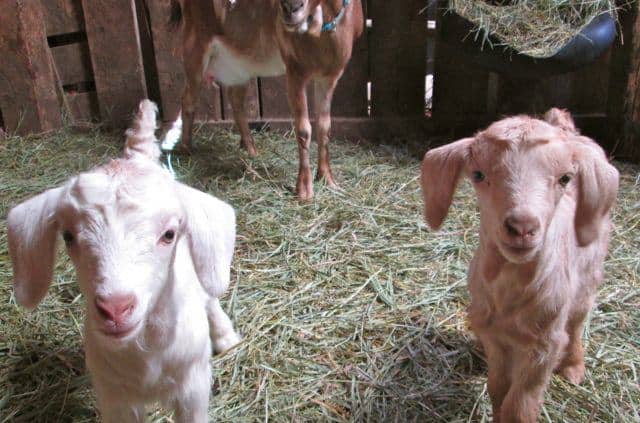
[95,294,139,338]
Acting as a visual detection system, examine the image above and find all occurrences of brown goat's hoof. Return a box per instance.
[241,139,258,157]
[296,182,314,201]
[171,143,194,156]
[315,170,338,189]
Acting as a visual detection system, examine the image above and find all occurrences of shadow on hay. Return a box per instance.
[364,326,489,421]
[2,342,95,422]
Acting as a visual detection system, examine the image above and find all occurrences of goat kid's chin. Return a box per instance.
[496,238,541,264]
[98,319,141,341]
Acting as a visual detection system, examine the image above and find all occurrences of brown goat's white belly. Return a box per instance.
[205,38,285,87]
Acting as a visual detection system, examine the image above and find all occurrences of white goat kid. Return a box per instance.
[421,109,619,423]
[7,100,241,422]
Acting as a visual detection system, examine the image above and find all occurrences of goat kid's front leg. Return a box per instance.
[96,396,145,423]
[229,84,258,157]
[313,76,340,188]
[556,307,591,384]
[207,298,241,353]
[172,362,212,423]
[484,341,512,423]
[499,345,563,423]
[286,73,313,200]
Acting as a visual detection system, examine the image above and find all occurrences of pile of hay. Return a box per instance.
[0,127,638,421]
[449,0,618,57]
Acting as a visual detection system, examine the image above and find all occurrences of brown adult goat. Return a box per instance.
[165,0,363,200]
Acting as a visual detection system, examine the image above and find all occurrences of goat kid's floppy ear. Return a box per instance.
[420,137,474,230]
[176,182,236,298]
[574,142,619,246]
[7,187,64,309]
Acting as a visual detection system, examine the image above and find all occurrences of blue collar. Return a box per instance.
[321,0,351,32]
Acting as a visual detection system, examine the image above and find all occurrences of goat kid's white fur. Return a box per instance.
[7,100,241,422]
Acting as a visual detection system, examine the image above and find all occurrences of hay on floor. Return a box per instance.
[449,0,618,57]
[0,127,638,421]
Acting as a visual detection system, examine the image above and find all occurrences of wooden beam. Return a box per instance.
[81,0,147,127]
[42,0,84,36]
[369,0,427,117]
[618,3,640,161]
[0,0,62,134]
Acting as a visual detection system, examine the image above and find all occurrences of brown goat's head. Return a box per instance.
[278,0,322,33]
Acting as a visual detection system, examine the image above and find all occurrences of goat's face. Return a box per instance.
[278,0,318,32]
[56,162,184,341]
[421,109,619,264]
[467,120,577,263]
[8,98,236,348]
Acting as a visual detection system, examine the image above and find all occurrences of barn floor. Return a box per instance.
[0,127,639,422]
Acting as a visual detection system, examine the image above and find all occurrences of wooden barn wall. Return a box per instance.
[0,0,629,152]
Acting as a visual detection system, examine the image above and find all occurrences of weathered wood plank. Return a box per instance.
[369,0,427,117]
[332,0,368,117]
[42,0,84,36]
[50,41,93,85]
[570,51,611,114]
[145,0,222,122]
[221,78,260,120]
[259,76,290,119]
[432,5,489,120]
[616,2,640,161]
[81,0,147,127]
[66,91,99,122]
[0,0,62,134]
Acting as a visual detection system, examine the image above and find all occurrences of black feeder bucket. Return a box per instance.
[440,11,617,79]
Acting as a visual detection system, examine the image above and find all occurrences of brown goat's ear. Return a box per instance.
[574,141,619,246]
[544,108,578,134]
[420,138,473,229]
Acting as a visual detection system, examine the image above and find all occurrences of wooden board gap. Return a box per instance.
[63,81,96,93]
[47,31,87,47]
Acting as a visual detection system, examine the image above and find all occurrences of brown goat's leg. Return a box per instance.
[313,76,340,187]
[556,310,589,384]
[286,73,313,200]
[229,84,257,157]
[177,46,208,154]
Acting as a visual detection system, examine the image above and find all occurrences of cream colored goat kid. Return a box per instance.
[421,109,619,423]
[8,100,241,422]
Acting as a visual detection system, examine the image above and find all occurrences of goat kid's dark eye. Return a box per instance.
[472,171,485,183]
[62,230,74,246]
[162,230,176,243]
[559,174,572,187]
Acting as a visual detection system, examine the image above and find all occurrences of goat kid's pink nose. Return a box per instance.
[504,215,540,237]
[95,294,136,323]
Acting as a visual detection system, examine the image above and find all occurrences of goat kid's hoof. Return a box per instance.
[558,363,585,384]
[213,331,241,354]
